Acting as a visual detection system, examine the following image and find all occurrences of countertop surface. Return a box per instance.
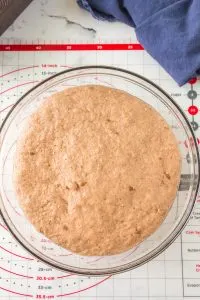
[0,0,136,42]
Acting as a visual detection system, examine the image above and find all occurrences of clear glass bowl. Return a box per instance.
[0,66,199,276]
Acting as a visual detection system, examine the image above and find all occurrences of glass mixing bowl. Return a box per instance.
[0,66,199,276]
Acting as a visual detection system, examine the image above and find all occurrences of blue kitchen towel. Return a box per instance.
[77,0,200,86]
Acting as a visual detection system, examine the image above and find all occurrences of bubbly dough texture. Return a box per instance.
[14,85,181,256]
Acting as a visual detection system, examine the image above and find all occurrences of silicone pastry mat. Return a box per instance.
[0,41,200,300]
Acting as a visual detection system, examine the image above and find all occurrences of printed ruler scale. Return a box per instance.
[0,42,200,300]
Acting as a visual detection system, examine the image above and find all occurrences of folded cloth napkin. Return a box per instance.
[77,0,200,86]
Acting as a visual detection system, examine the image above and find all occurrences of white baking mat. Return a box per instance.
[0,40,200,300]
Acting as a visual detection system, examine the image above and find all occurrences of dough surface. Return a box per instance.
[14,85,181,255]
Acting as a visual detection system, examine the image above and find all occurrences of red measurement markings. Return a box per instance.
[1,81,38,223]
[0,245,34,260]
[0,44,144,51]
[60,65,73,68]
[0,103,14,113]
[188,77,197,85]
[36,296,54,299]
[185,230,200,235]
[183,138,200,149]
[56,274,74,279]
[196,264,200,272]
[0,81,37,96]
[42,64,58,68]
[0,266,33,278]
[0,223,8,231]
[94,76,115,88]
[184,137,200,148]
[86,256,104,264]
[0,286,33,297]
[0,81,39,115]
[121,245,139,260]
[2,140,22,217]
[41,238,52,242]
[188,105,198,115]
[2,179,22,217]
[0,66,39,79]
[37,276,55,280]
[57,275,112,297]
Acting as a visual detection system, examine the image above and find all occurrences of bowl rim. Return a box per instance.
[0,65,199,276]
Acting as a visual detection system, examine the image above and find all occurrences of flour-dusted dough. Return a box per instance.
[14,85,181,256]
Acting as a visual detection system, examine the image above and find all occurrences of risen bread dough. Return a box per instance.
[14,85,181,256]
